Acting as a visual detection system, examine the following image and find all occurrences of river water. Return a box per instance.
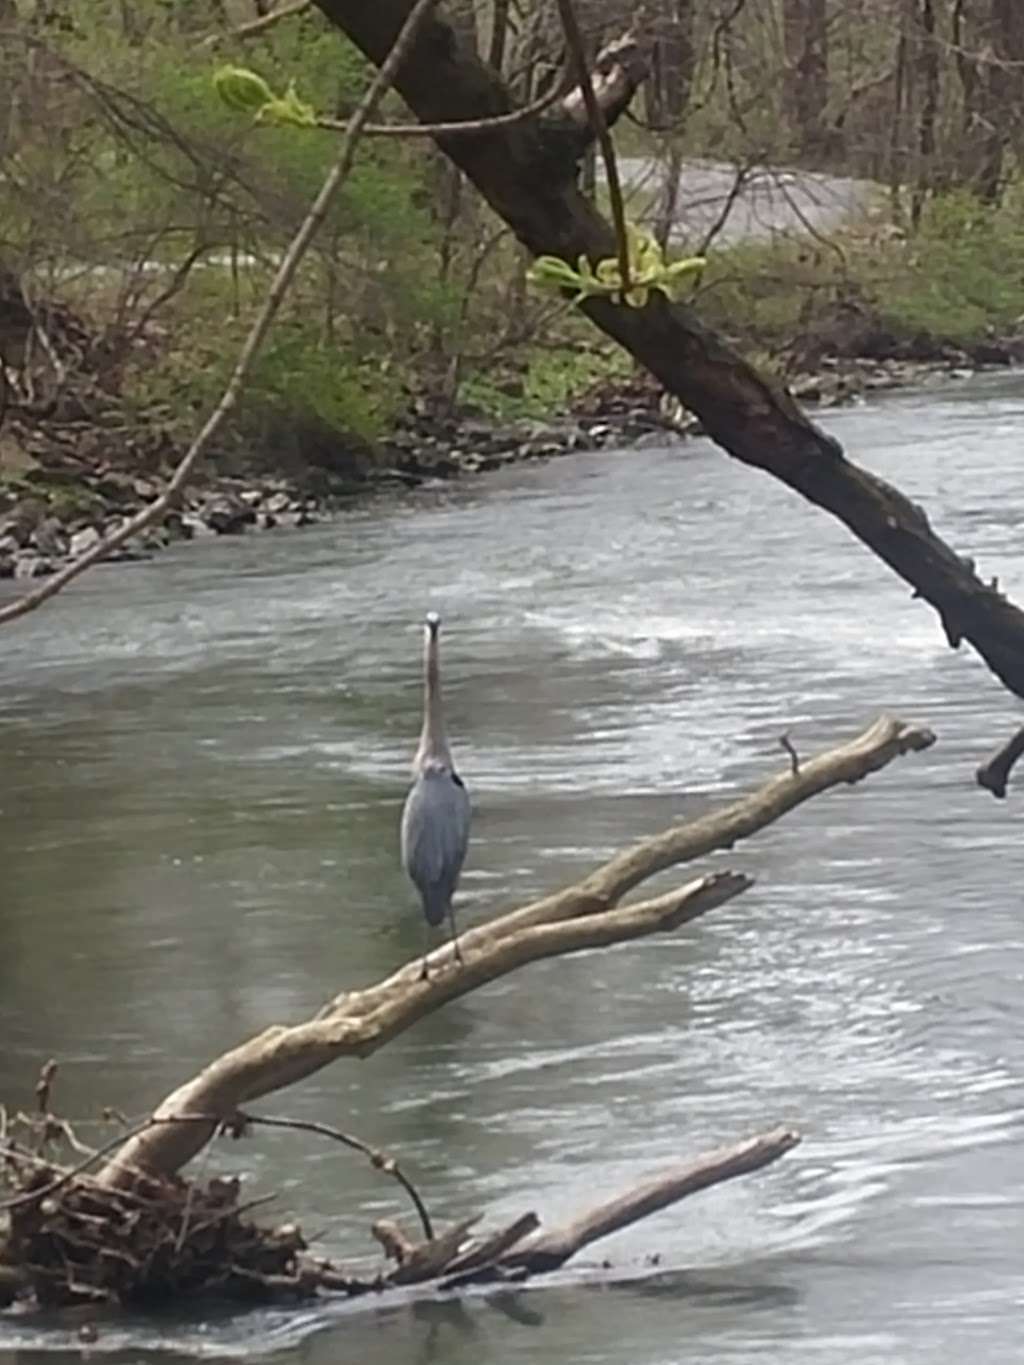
[2,373,1024,1364]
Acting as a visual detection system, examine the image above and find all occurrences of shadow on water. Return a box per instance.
[0,1262,804,1364]
[3,372,1024,1363]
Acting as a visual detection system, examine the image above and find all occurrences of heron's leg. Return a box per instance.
[420,922,431,981]
[448,906,464,966]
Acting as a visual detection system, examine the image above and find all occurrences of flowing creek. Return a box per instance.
[2,372,1024,1364]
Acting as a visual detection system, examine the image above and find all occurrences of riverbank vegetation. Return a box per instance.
[2,0,1022,486]
[4,0,1024,724]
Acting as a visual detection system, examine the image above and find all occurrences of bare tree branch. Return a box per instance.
[94,715,931,1191]
[504,1126,800,1271]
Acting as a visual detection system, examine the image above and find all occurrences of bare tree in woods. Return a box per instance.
[782,0,830,163]
[909,0,939,223]
[644,0,695,251]
[953,0,1024,201]
[645,0,695,130]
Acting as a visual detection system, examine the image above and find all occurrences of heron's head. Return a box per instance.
[425,611,441,639]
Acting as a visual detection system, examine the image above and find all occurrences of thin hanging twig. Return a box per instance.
[214,1111,434,1242]
[316,81,567,138]
[0,0,440,628]
[553,0,632,294]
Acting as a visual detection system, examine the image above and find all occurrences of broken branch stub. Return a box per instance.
[976,724,1024,799]
[95,716,932,1192]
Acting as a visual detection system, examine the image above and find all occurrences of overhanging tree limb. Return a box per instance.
[312,0,1024,714]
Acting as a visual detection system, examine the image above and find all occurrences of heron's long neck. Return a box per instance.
[416,631,450,768]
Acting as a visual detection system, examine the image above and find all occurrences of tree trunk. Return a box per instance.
[487,0,510,73]
[989,0,1024,182]
[952,0,1015,201]
[910,0,939,226]
[783,0,830,163]
[645,0,695,129]
[307,0,1024,711]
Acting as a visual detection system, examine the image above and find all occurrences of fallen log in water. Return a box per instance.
[0,1098,798,1310]
[1,716,932,1316]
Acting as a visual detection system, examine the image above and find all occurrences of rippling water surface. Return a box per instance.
[2,373,1024,1364]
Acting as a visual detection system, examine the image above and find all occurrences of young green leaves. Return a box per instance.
[528,225,705,308]
[213,66,317,129]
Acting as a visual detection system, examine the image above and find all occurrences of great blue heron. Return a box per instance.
[400,611,471,979]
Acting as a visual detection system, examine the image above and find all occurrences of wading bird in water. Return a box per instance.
[401,611,472,979]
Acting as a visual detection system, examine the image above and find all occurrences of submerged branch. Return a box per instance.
[504,1127,800,1271]
[1,1107,798,1309]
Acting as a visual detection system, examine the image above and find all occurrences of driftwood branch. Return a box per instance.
[555,0,634,291]
[1,1100,798,1309]
[97,871,748,1189]
[312,0,1024,712]
[504,1127,800,1272]
[94,716,931,1191]
[378,1127,799,1288]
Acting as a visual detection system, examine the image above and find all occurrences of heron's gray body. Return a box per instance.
[401,612,471,975]
[400,763,471,927]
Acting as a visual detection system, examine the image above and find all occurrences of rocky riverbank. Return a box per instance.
[0,350,1018,583]
[0,401,668,582]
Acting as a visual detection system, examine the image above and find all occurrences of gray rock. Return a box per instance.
[14,553,52,579]
[202,495,255,535]
[103,539,154,563]
[182,513,217,539]
[33,515,67,558]
[265,491,291,514]
[164,513,191,542]
[1,498,46,547]
[69,526,102,557]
